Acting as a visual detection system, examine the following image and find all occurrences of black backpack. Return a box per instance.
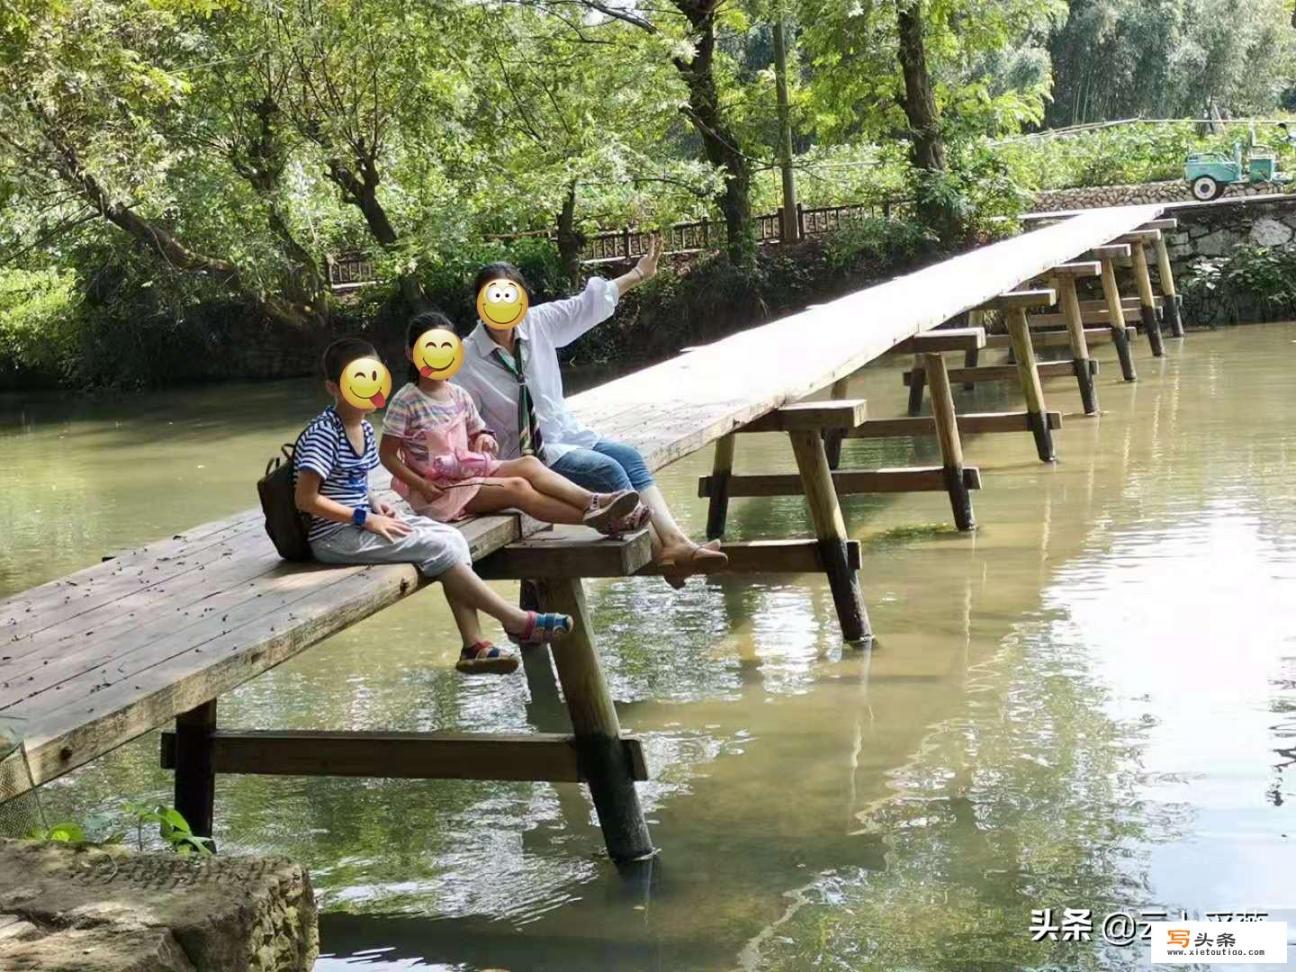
[257,441,313,561]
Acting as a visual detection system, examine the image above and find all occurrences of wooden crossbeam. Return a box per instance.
[161,729,648,783]
[894,327,986,353]
[1046,261,1101,278]
[698,466,982,498]
[476,528,653,579]
[1090,244,1132,260]
[903,360,1096,386]
[985,327,1133,350]
[1077,297,1160,313]
[1140,218,1178,231]
[1115,229,1162,244]
[741,399,868,433]
[847,410,1062,439]
[979,288,1056,311]
[637,539,862,575]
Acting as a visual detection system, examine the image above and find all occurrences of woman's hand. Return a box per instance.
[371,498,400,518]
[635,234,663,281]
[475,433,499,457]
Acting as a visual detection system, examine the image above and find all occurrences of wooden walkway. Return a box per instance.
[0,203,1168,862]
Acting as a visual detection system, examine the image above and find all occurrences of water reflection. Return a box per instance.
[3,325,1294,970]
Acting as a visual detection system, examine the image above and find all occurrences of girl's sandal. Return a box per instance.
[583,490,640,534]
[604,503,652,538]
[506,611,574,646]
[456,640,520,675]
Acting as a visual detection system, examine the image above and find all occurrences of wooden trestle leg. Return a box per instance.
[922,352,975,530]
[1004,307,1055,462]
[1130,237,1166,358]
[787,430,872,645]
[1097,248,1137,382]
[173,699,217,844]
[704,433,736,540]
[906,355,926,415]
[823,376,850,470]
[1057,275,1099,414]
[537,578,654,863]
[1154,234,1185,338]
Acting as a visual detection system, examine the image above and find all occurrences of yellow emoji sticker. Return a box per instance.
[412,327,464,380]
[477,277,529,331]
[338,356,392,411]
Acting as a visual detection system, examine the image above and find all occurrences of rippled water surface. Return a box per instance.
[2,324,1293,970]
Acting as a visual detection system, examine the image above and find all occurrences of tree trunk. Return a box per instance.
[672,0,753,265]
[324,157,425,308]
[772,13,799,242]
[896,0,945,175]
[555,183,583,289]
[40,120,314,330]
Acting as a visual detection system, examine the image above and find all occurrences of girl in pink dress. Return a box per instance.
[380,312,645,532]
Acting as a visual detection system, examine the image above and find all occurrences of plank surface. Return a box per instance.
[0,203,1162,801]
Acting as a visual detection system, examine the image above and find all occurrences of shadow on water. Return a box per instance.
[5,325,1295,970]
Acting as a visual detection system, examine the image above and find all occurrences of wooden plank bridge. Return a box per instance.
[1,204,1187,864]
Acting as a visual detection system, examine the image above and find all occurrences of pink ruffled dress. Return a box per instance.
[381,383,501,521]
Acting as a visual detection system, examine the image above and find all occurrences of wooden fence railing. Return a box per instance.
[327,196,912,290]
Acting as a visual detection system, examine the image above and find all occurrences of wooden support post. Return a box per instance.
[1096,250,1137,382]
[787,430,872,645]
[963,310,984,390]
[823,376,850,470]
[1005,308,1055,462]
[905,354,925,415]
[1154,235,1185,338]
[705,433,736,540]
[537,578,654,863]
[1056,276,1098,414]
[1128,239,1166,357]
[922,353,974,531]
[173,699,217,843]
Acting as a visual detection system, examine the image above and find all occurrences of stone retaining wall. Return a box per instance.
[1031,179,1289,212]
[0,839,317,972]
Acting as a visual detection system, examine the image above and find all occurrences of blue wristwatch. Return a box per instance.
[352,507,368,528]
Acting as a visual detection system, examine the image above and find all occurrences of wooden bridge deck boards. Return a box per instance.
[0,203,1162,803]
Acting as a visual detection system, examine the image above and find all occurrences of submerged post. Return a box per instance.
[1121,231,1165,357]
[1150,225,1185,338]
[537,577,654,863]
[705,433,736,540]
[1093,244,1137,381]
[787,430,872,645]
[1050,262,1101,414]
[173,699,218,842]
[823,376,851,469]
[922,352,975,530]
[906,355,926,415]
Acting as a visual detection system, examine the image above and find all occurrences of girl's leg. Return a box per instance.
[465,477,585,525]
[440,563,532,633]
[495,455,597,509]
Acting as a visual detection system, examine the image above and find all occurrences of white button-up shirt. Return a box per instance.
[454,277,618,462]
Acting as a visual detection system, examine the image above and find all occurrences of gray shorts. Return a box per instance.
[310,515,472,578]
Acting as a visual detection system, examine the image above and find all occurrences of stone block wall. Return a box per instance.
[1031,179,1287,212]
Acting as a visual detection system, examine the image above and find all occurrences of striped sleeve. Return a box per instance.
[364,421,380,471]
[294,417,338,480]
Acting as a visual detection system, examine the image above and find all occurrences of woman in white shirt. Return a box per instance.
[453,238,726,585]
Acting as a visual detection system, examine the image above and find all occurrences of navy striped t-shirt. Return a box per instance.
[293,407,380,541]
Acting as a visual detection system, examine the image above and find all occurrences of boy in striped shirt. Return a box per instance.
[293,337,572,674]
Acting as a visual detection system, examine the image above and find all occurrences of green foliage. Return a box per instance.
[27,802,211,856]
[1179,243,1296,325]
[0,268,81,385]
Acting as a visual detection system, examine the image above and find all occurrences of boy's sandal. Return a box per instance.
[456,640,520,675]
[582,490,640,534]
[506,611,573,646]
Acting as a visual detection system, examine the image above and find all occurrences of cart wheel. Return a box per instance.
[1191,176,1223,201]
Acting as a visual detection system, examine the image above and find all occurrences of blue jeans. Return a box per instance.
[549,439,654,493]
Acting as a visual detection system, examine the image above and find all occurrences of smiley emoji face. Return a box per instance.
[338,356,392,411]
[412,327,464,380]
[476,277,529,331]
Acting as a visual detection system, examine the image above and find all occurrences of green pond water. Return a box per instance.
[1,323,1294,971]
